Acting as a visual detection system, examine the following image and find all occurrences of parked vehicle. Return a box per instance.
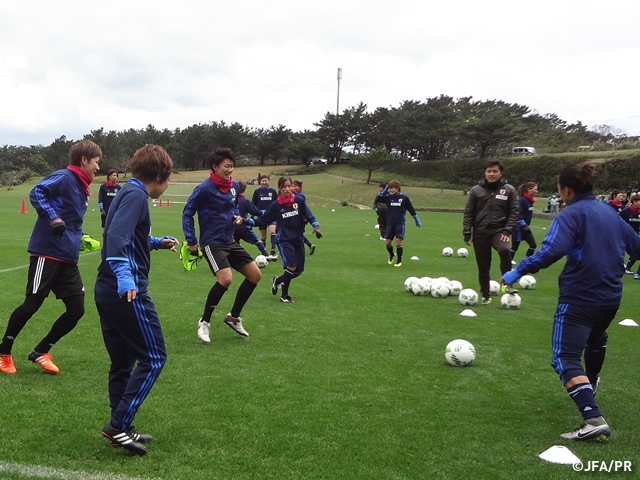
[512,147,537,155]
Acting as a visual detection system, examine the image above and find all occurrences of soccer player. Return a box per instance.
[292,179,316,255]
[252,174,278,255]
[462,160,518,304]
[95,144,178,456]
[510,182,538,261]
[234,180,273,260]
[183,148,261,343]
[373,182,388,241]
[502,162,640,442]
[255,176,322,303]
[0,140,101,375]
[376,180,421,267]
[98,169,121,232]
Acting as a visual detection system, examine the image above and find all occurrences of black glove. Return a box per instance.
[463,234,471,243]
[50,218,66,236]
[314,229,323,239]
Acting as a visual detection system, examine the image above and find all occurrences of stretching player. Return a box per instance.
[254,176,322,303]
[252,175,278,255]
[96,144,178,456]
[376,180,421,267]
[0,140,101,375]
[183,148,261,344]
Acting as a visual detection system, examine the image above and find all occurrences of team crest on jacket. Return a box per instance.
[230,188,237,199]
[496,189,508,200]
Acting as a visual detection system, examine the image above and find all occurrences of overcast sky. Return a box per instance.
[1,0,639,147]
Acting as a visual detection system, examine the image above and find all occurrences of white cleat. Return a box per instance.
[197,318,211,344]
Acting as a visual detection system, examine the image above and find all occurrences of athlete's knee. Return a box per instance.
[21,295,46,317]
[63,295,85,322]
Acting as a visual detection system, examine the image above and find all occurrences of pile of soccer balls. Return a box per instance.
[442,247,468,258]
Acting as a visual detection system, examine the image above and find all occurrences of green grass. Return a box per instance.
[1,172,639,479]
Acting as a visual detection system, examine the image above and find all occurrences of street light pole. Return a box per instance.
[336,67,342,116]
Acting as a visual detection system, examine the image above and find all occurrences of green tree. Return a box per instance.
[350,149,394,184]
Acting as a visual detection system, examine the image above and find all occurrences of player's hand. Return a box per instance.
[161,236,179,252]
[500,233,510,242]
[314,229,323,239]
[232,215,244,225]
[50,218,66,236]
[100,209,106,216]
[188,244,199,254]
[125,289,137,302]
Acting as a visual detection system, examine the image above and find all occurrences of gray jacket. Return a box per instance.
[463,178,518,239]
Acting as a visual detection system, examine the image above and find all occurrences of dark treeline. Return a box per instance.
[1,95,638,186]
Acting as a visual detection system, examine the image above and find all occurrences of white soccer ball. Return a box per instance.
[519,275,537,290]
[404,277,420,292]
[458,288,479,306]
[501,293,522,309]
[449,280,463,296]
[489,280,501,296]
[456,247,468,258]
[445,339,476,367]
[255,255,268,268]
[431,281,450,298]
[442,247,454,257]
[410,278,430,296]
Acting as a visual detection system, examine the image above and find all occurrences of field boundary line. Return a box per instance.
[0,461,162,480]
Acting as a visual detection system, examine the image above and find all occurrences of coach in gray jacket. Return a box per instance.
[463,160,519,303]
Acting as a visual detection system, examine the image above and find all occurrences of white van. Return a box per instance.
[512,147,537,155]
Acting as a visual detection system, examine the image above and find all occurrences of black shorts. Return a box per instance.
[202,242,254,275]
[278,242,305,273]
[26,256,84,299]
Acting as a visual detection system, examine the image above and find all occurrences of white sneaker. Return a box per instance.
[224,314,249,337]
[197,319,211,344]
[511,260,517,265]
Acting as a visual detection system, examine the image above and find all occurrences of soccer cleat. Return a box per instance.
[0,354,17,374]
[481,297,492,305]
[591,376,601,397]
[102,422,147,455]
[126,425,153,443]
[309,244,316,255]
[271,276,280,295]
[393,262,402,267]
[267,255,278,262]
[388,253,396,265]
[560,416,610,441]
[635,274,640,280]
[224,314,249,337]
[280,295,294,303]
[511,260,517,265]
[625,269,634,275]
[270,249,276,256]
[28,351,59,374]
[501,285,518,295]
[197,319,211,344]
[379,236,385,241]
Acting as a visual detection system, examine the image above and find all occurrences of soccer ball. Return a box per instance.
[255,255,268,268]
[411,279,431,296]
[445,339,476,367]
[448,280,463,296]
[431,281,450,298]
[519,275,536,290]
[501,293,522,309]
[489,280,501,296]
[442,247,454,257]
[404,277,420,292]
[456,248,468,258]
[458,288,478,306]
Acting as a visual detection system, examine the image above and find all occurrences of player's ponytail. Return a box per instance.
[558,162,595,194]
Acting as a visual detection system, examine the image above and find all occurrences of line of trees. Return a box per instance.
[1,95,638,186]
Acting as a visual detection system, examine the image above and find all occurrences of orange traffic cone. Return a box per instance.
[158,199,163,207]
[19,198,27,214]
[166,199,170,208]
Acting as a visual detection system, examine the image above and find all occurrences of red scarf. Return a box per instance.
[630,204,640,216]
[105,180,118,187]
[609,200,622,208]
[239,192,246,198]
[277,193,295,207]
[67,165,92,196]
[523,192,536,203]
[210,172,232,193]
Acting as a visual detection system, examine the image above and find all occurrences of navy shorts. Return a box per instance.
[234,227,262,246]
[26,256,84,299]
[384,223,405,240]
[278,242,305,273]
[202,242,254,275]
[551,303,617,384]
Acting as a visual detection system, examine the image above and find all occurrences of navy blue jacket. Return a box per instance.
[28,168,89,264]
[182,178,241,246]
[515,193,640,308]
[254,195,318,245]
[252,186,277,211]
[376,192,417,227]
[619,206,640,234]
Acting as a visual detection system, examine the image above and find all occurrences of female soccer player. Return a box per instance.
[254,176,322,303]
[511,182,538,261]
[376,179,421,267]
[182,148,261,344]
[96,144,178,455]
[503,162,640,442]
[252,174,278,255]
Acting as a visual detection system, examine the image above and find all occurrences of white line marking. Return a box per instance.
[0,251,101,274]
[0,461,162,480]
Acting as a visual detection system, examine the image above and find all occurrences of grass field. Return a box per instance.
[1,170,639,479]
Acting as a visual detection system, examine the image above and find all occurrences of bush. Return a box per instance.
[0,168,33,187]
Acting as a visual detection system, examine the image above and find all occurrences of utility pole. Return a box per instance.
[336,67,342,116]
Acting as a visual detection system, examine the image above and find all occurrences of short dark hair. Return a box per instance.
[69,140,102,166]
[238,180,247,194]
[292,179,303,188]
[106,169,118,177]
[130,144,173,184]
[207,148,235,171]
[484,160,504,172]
[558,162,596,194]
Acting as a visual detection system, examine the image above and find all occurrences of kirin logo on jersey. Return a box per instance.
[281,203,299,219]
[390,198,403,207]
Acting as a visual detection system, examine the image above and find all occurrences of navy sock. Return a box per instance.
[279,270,295,296]
[202,282,228,323]
[386,245,394,259]
[270,233,277,252]
[257,241,269,256]
[567,383,601,420]
[230,279,257,318]
[396,245,403,263]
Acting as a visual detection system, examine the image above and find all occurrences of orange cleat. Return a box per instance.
[0,354,17,374]
[28,352,59,374]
